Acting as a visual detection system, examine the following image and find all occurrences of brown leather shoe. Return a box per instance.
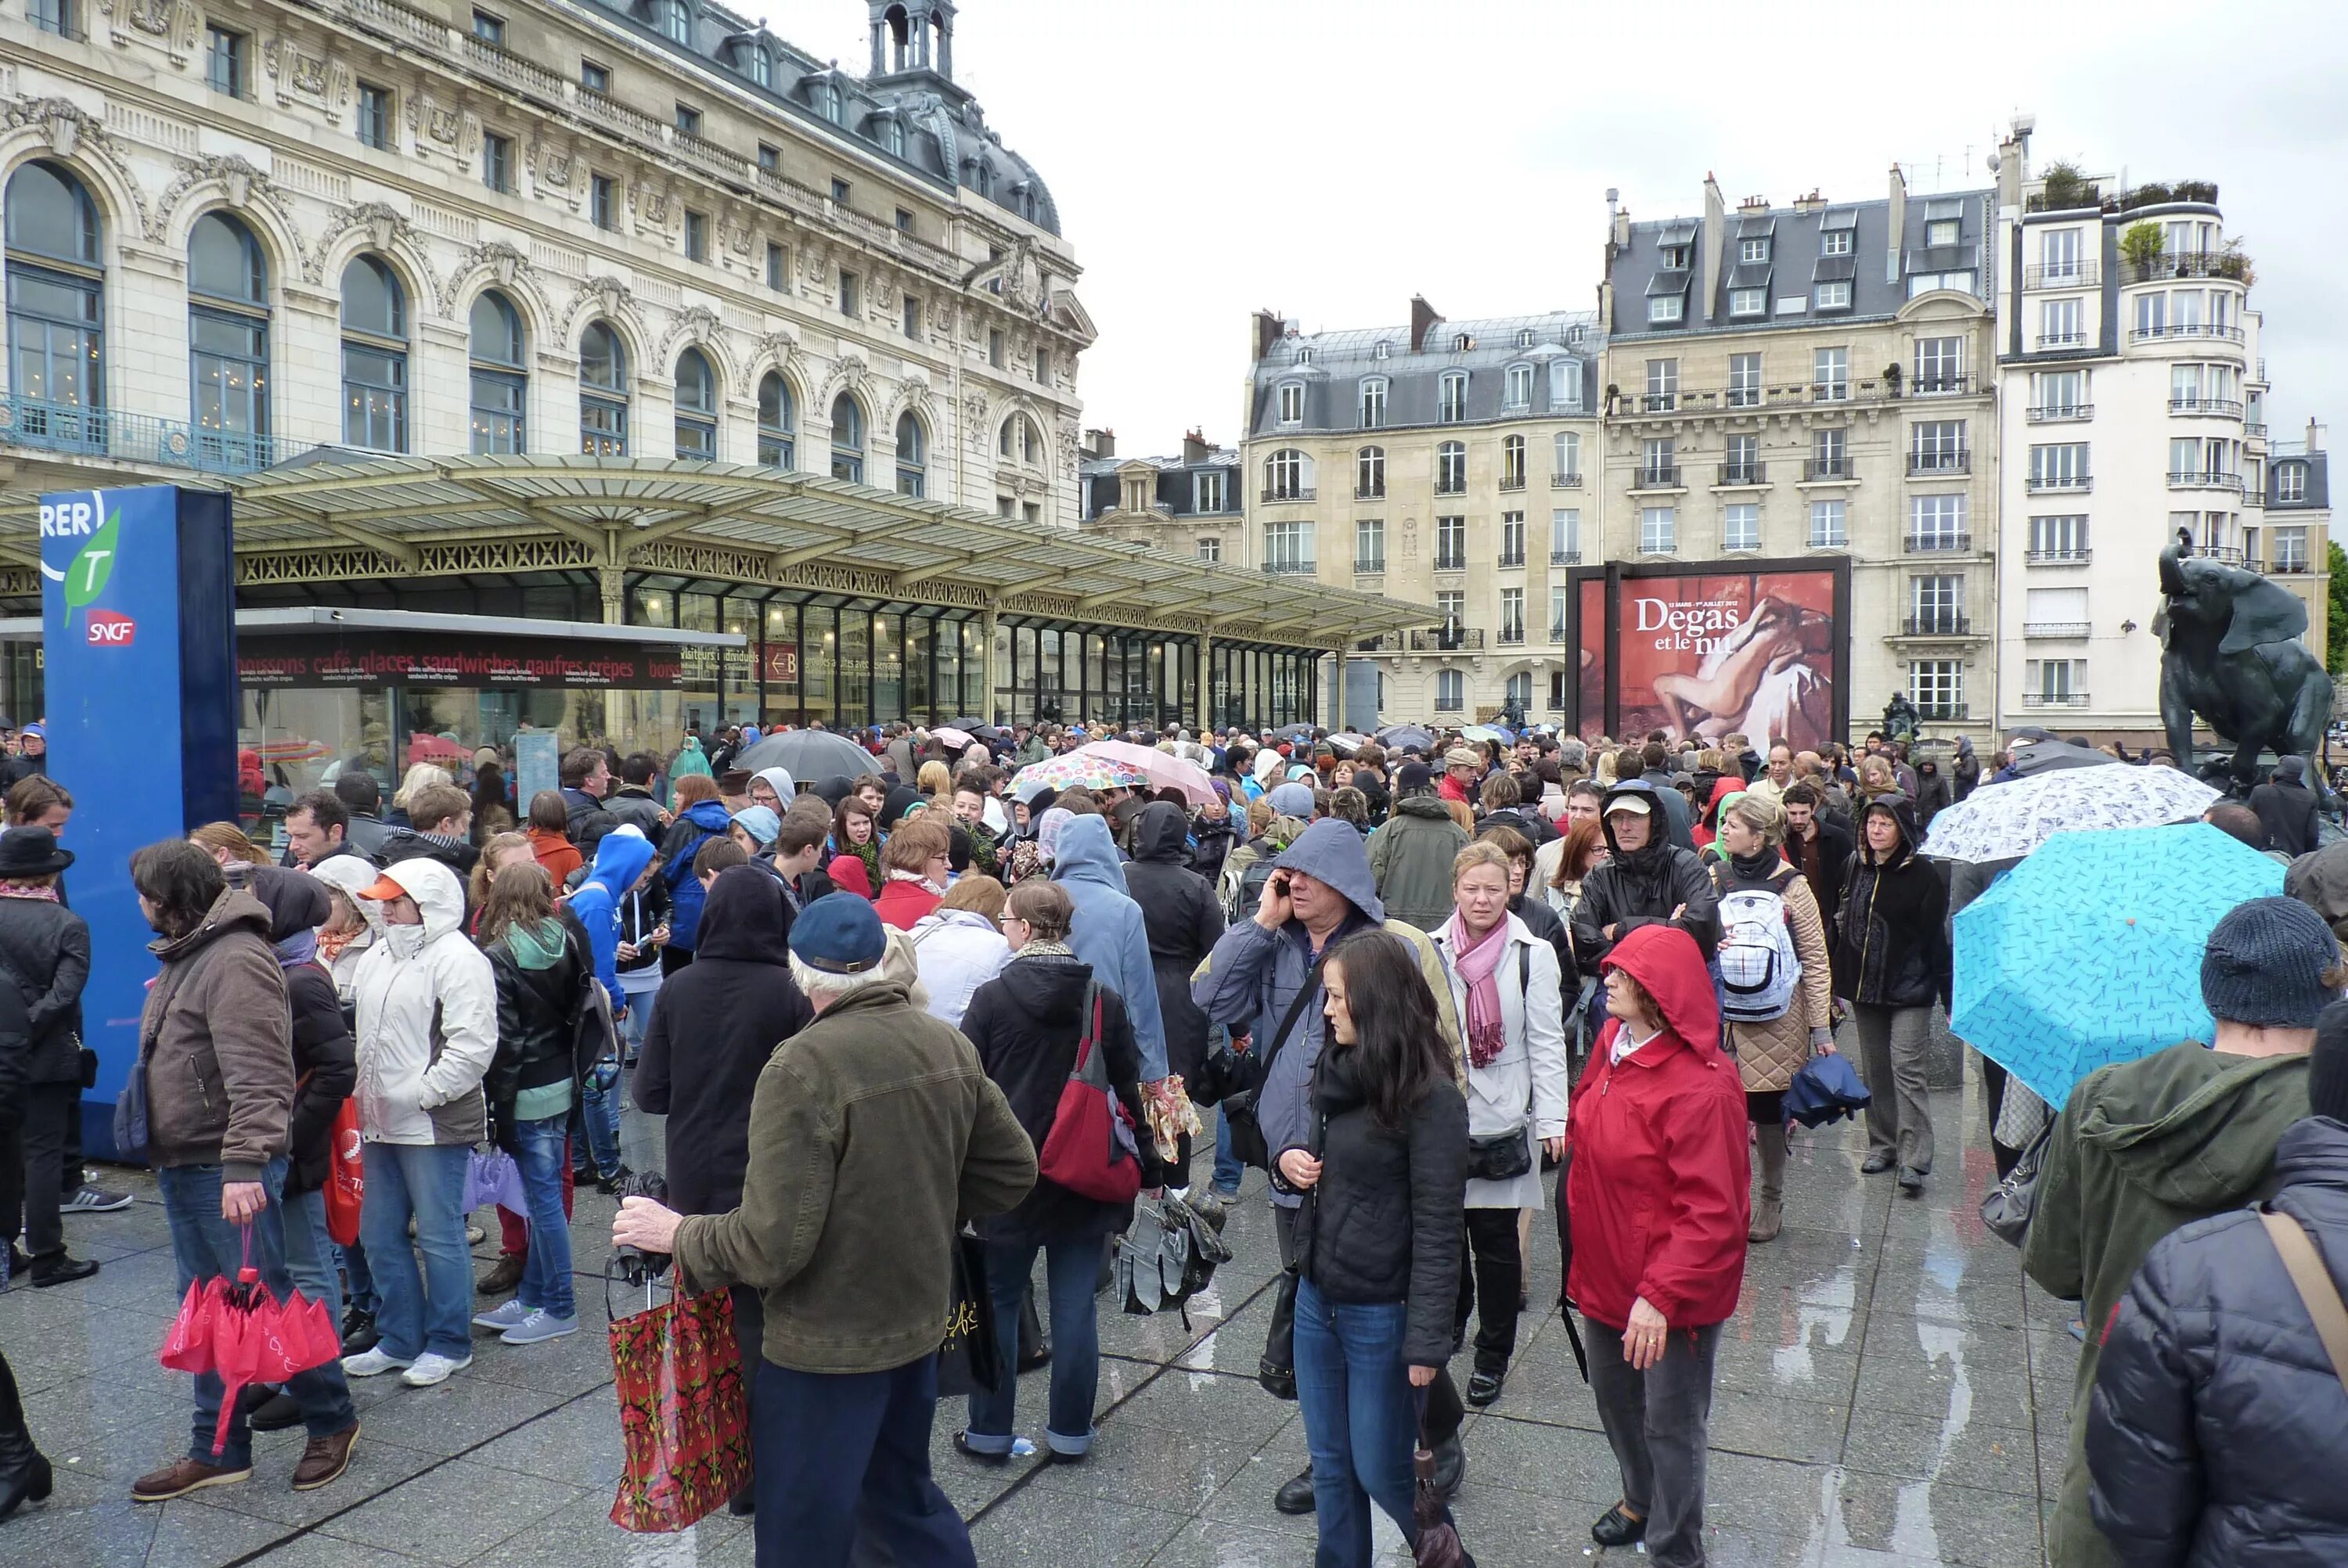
[131,1457,250,1503]
[476,1253,525,1296]
[290,1424,358,1492]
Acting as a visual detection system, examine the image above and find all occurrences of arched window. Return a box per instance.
[579,320,628,455]
[998,412,1041,464]
[1356,446,1385,498]
[1438,370,1467,423]
[657,0,690,42]
[743,43,771,87]
[339,254,406,451]
[467,290,525,453]
[4,160,106,449]
[756,371,794,467]
[188,210,268,469]
[1264,448,1310,502]
[879,115,906,157]
[829,392,863,483]
[972,160,992,200]
[820,81,842,124]
[673,347,716,458]
[1435,441,1466,494]
[894,410,925,497]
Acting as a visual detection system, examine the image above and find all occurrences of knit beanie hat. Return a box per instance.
[1395,761,1435,796]
[2311,1002,2348,1123]
[2200,895,2342,1030]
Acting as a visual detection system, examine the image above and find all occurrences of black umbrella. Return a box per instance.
[736,730,880,783]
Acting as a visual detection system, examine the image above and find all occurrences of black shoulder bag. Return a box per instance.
[1219,951,1329,1171]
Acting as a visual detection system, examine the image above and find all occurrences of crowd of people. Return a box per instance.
[2,710,2346,1568]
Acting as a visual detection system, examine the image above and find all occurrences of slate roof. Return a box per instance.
[1246,309,1602,437]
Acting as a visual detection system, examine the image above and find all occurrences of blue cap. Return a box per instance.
[731,804,781,847]
[790,891,886,974]
[19,723,41,741]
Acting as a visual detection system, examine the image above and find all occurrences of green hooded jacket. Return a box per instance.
[2022,1041,2310,1568]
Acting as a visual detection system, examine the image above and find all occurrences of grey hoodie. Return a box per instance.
[1051,814,1168,1079]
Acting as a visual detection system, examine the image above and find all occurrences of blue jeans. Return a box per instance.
[616,985,656,1061]
[1294,1276,1420,1567]
[281,1186,343,1324]
[337,1235,378,1316]
[358,1142,474,1361]
[155,1159,355,1468]
[754,1354,974,1568]
[574,1067,623,1181]
[963,1233,1100,1456]
[1212,1108,1244,1196]
[511,1115,574,1319]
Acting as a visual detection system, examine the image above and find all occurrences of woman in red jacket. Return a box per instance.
[1566,922,1748,1568]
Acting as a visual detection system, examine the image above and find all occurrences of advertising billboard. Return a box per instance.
[41,485,239,1156]
[1569,558,1850,749]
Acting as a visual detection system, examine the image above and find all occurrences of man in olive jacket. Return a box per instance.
[614,891,1035,1567]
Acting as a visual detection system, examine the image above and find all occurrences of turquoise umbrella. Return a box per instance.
[1951,822,2285,1108]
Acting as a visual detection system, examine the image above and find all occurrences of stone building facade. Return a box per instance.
[1078,428,1245,568]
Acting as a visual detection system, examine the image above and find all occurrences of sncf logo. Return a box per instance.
[85,610,135,646]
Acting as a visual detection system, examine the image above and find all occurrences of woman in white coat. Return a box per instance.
[906,875,1014,1029]
[1430,839,1570,1408]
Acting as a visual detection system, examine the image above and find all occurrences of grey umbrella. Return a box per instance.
[735,730,880,785]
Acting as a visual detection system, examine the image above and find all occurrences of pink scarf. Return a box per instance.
[1445,909,1509,1070]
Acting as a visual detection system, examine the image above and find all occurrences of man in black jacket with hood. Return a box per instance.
[1830,792,1949,1196]
[1568,779,1720,973]
[2248,754,2322,859]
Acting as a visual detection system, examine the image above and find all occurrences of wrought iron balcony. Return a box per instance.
[2169,396,2245,418]
[2026,548,2092,565]
[1410,627,1486,652]
[2121,250,2251,286]
[1551,548,1581,565]
[1802,457,1854,481]
[2022,692,2091,708]
[1498,475,1526,492]
[1260,559,1319,575]
[1903,531,1971,553]
[1907,450,1971,476]
[1261,486,1316,502]
[1434,552,1468,573]
[2027,403,2094,423]
[2022,262,2099,290]
[2130,322,2246,344]
[2024,620,2091,638]
[1550,620,1567,642]
[1902,613,1973,636]
[2027,472,2093,494]
[1716,462,1767,485]
[1354,484,1385,499]
[1496,628,1525,646]
[1497,550,1525,569]
[1632,465,1683,490]
[1352,557,1385,575]
[0,394,284,474]
[1910,374,1973,396]
[1550,471,1583,488]
[2167,470,2245,494]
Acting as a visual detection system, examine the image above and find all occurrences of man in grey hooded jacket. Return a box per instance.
[1051,814,1168,1081]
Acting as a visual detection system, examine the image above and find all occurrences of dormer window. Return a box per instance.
[1515,328,1535,348]
[1740,236,1770,264]
[1451,332,1472,352]
[2278,462,2307,502]
[1504,364,1533,410]
[821,81,842,123]
[879,115,905,156]
[1658,244,1691,270]
[742,42,771,87]
[1438,372,1467,423]
[656,0,690,42]
[1277,382,1304,424]
[1926,218,1961,246]
[1372,340,1390,361]
[1297,346,1314,365]
[1821,228,1853,257]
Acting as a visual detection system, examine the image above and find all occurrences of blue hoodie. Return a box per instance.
[1051,813,1169,1080]
[1191,818,1386,1205]
[661,797,734,951]
[567,825,657,1009]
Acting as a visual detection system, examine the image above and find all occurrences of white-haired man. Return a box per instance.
[614,892,1035,1566]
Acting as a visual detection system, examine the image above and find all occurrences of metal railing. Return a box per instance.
[1904,531,1971,553]
[1354,484,1384,499]
[2131,322,2246,343]
[2028,473,2093,493]
[1716,462,1766,485]
[2169,396,2245,418]
[0,395,284,474]
[2026,548,2092,565]
[1497,550,1525,568]
[1261,487,1316,502]
[1550,472,1583,488]
[2027,403,2094,423]
[1910,374,1973,396]
[2167,471,2245,493]
[2022,262,2099,290]
[2022,692,2091,708]
[1352,558,1385,575]
[1434,552,1467,573]
[1914,701,1969,720]
[1633,466,1683,489]
[1551,548,1580,565]
[1807,530,1849,549]
[1902,613,1973,635]
[1434,478,1466,495]
[2037,333,2088,351]
[1410,628,1485,652]
[2024,620,2091,638]
[1260,559,1318,575]
[2121,251,2251,286]
[1496,629,1525,646]
[2272,559,2313,574]
[1907,450,1971,475]
[1802,457,1853,481]
[2246,421,2269,439]
[1498,475,1526,491]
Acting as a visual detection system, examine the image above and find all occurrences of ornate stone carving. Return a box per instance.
[5,97,151,239]
[751,329,799,382]
[657,304,731,378]
[404,85,478,166]
[95,0,199,60]
[264,37,351,114]
[441,239,556,324]
[301,201,417,284]
[962,391,990,452]
[815,354,870,408]
[560,275,640,343]
[149,154,291,253]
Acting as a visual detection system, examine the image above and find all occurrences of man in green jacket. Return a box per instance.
[614,892,1034,1566]
[1369,762,1471,933]
[2023,895,2332,1568]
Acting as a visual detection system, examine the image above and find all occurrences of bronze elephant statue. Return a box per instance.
[2159,530,2333,787]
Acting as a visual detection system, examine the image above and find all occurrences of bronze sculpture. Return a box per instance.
[1881,692,1921,743]
[2158,529,2334,790]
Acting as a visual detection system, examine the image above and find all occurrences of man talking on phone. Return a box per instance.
[1192,818,1465,1516]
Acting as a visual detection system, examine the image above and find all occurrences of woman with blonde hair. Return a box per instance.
[389,762,454,826]
[906,873,1013,1028]
[1593,749,1620,789]
[917,759,953,805]
[189,821,271,871]
[1709,791,1834,1244]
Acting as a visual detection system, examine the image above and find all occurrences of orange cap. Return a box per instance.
[358,872,409,901]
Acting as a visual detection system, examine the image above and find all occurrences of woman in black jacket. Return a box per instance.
[2087,1035,2348,1568]
[1831,793,1949,1198]
[956,879,1161,1463]
[0,825,92,1286]
[475,864,596,1346]
[634,864,812,1397]
[1120,801,1225,1195]
[1269,928,1468,1567]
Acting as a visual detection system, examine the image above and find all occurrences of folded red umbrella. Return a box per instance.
[157,1228,343,1454]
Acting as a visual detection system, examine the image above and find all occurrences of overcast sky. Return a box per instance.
[798,1,2348,461]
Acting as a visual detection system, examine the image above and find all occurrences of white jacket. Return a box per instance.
[906,908,1013,1030]
[1429,911,1571,1211]
[350,858,498,1146]
[308,857,384,1005]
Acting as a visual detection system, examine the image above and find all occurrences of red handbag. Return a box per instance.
[608,1282,751,1532]
[324,1099,364,1247]
[1036,983,1143,1204]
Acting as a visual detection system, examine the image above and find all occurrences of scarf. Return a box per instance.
[1016,937,1075,960]
[1444,908,1510,1070]
[0,881,59,902]
[275,928,318,969]
[887,868,945,897]
[1727,847,1781,884]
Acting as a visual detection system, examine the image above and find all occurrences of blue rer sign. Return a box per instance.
[40,484,239,1158]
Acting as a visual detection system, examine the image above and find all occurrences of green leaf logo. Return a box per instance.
[64,502,116,610]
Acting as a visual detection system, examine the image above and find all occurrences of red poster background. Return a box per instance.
[1576,579,1607,741]
[1607,569,1839,750]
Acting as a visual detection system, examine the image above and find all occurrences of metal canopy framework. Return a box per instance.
[0,455,1431,649]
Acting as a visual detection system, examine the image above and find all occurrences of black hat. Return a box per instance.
[0,826,72,878]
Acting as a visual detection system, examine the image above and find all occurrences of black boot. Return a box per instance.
[1273,1464,1316,1515]
[0,1347,52,1521]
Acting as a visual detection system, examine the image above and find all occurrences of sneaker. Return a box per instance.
[290,1424,358,1491]
[399,1352,473,1387]
[472,1300,531,1332]
[62,1184,133,1214]
[595,1165,632,1196]
[465,1224,486,1246]
[27,1254,98,1288]
[500,1309,579,1346]
[339,1309,380,1357]
[131,1457,250,1503]
[340,1347,412,1378]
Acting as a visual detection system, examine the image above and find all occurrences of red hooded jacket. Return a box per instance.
[1690,774,1744,853]
[1566,922,1749,1331]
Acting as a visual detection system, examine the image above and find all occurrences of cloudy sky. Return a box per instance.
[799,0,2348,461]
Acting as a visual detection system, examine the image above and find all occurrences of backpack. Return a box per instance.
[1712,864,1802,1023]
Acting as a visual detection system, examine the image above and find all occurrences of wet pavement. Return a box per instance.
[1,1056,2071,1566]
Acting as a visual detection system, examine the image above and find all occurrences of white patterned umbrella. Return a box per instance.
[1919,764,2223,864]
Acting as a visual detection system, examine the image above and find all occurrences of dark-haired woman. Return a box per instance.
[1271,929,1468,1567]
[1569,922,1748,1566]
[826,795,882,900]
